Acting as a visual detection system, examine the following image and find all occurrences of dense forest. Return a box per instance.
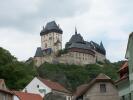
[0,47,124,91]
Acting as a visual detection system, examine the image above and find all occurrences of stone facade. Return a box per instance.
[34,21,106,67]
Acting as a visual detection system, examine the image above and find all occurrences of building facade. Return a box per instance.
[74,73,120,100]
[125,32,133,99]
[115,32,133,100]
[115,61,131,100]
[23,77,71,100]
[34,21,106,67]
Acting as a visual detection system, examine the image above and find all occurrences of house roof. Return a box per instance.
[0,89,13,95]
[37,77,70,93]
[118,61,128,72]
[115,74,129,84]
[14,91,43,100]
[40,21,63,35]
[74,73,113,98]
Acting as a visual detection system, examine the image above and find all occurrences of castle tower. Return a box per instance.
[40,21,63,53]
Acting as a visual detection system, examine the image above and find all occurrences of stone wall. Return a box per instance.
[95,51,106,62]
[34,50,106,67]
[57,51,96,65]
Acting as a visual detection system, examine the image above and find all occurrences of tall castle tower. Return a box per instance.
[40,21,63,53]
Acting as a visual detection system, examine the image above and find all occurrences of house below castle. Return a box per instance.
[34,21,106,67]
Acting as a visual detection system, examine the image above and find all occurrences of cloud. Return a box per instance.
[0,0,90,33]
[0,0,133,62]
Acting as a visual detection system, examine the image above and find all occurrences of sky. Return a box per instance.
[0,0,133,62]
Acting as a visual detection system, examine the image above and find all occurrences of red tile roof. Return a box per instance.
[14,91,43,100]
[118,61,128,72]
[38,77,70,93]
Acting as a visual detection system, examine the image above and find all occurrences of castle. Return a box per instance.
[34,21,106,67]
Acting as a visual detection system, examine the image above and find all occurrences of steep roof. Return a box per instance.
[40,21,63,35]
[90,41,106,55]
[69,33,84,43]
[34,47,43,57]
[65,31,106,55]
[0,89,13,95]
[74,73,113,98]
[118,61,128,72]
[37,77,70,93]
[68,42,91,50]
[14,91,43,100]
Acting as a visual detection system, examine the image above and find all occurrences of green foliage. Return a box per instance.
[38,61,120,91]
[0,47,37,90]
[0,47,122,91]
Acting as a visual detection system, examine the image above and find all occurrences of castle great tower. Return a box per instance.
[40,21,63,53]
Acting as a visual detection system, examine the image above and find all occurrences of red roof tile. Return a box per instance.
[118,61,128,72]
[14,91,43,100]
[38,77,70,93]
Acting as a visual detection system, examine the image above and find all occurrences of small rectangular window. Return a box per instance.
[100,84,106,93]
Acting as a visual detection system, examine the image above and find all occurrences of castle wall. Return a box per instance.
[34,57,45,67]
[95,52,106,62]
[34,51,105,67]
[57,51,96,65]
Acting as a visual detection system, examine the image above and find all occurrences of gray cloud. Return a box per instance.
[0,0,90,33]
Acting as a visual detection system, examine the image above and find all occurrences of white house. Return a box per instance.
[23,77,72,100]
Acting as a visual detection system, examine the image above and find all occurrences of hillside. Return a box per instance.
[37,61,122,91]
[0,47,123,91]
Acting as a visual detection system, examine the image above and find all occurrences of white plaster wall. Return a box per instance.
[23,77,51,97]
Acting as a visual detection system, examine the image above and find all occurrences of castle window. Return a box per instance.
[49,37,52,40]
[100,84,106,93]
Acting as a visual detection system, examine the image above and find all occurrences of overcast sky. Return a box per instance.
[0,0,132,62]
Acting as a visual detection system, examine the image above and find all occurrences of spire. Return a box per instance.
[100,41,106,55]
[100,41,104,49]
[75,27,77,35]
[43,26,44,30]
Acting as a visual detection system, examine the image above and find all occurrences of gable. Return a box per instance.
[23,77,51,97]
[85,82,118,97]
